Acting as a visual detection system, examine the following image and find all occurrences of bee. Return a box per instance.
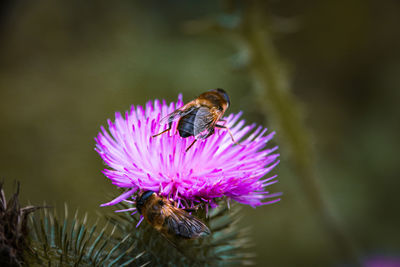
[152,88,241,151]
[136,191,210,239]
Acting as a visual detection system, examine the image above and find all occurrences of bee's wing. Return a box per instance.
[165,207,210,239]
[159,103,197,125]
[193,107,219,140]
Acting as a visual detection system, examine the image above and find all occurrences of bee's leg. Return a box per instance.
[218,119,227,125]
[185,139,197,152]
[152,127,171,138]
[215,124,243,146]
[184,204,202,212]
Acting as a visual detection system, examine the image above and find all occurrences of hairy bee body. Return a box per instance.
[136,191,210,239]
[174,89,229,139]
[153,88,236,151]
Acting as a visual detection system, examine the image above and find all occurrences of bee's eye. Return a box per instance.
[158,200,164,206]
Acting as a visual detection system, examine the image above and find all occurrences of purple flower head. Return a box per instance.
[95,94,281,211]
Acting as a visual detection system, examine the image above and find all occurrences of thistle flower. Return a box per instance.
[95,94,281,211]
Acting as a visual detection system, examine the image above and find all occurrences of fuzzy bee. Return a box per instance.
[136,191,210,239]
[152,88,241,151]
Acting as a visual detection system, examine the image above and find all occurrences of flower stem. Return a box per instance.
[239,1,361,265]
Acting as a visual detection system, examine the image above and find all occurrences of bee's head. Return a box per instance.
[136,191,155,214]
[214,88,230,107]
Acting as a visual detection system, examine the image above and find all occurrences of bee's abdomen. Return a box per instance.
[177,111,197,138]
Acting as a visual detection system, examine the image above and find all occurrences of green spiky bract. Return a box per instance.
[27,205,144,266]
[106,199,253,267]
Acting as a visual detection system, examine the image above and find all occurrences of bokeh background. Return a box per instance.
[1,1,399,266]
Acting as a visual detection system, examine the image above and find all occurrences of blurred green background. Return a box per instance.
[1,1,399,266]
